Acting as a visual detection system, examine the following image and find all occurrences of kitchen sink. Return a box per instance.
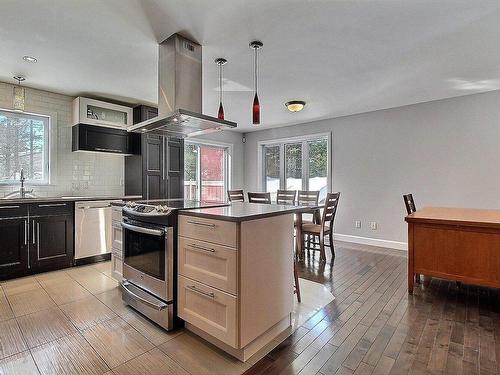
[2,191,38,199]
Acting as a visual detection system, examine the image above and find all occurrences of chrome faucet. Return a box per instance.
[19,168,32,198]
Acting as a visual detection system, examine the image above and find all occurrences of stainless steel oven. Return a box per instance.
[121,217,174,330]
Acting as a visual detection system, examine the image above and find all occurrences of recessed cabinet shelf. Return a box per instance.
[73,97,133,129]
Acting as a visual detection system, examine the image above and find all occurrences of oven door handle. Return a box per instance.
[121,222,164,236]
[120,281,168,311]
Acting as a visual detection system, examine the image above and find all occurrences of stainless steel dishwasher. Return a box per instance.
[75,200,121,260]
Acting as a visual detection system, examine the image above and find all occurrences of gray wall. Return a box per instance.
[243,90,500,244]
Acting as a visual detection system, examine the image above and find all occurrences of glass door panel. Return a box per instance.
[264,145,280,200]
[200,146,225,202]
[307,139,328,202]
[285,143,302,191]
[184,144,199,200]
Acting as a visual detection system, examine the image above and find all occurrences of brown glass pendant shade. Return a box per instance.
[250,41,263,125]
[215,58,227,120]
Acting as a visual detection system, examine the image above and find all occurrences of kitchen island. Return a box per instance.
[177,202,305,361]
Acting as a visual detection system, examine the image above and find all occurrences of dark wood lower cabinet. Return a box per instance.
[0,217,29,279]
[0,202,75,280]
[30,214,74,272]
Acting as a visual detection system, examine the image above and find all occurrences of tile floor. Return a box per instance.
[0,261,333,375]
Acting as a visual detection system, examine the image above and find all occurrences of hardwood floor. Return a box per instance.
[245,241,500,375]
[0,243,498,374]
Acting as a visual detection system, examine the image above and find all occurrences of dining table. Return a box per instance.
[293,203,323,260]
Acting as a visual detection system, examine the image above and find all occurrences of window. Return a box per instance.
[261,134,330,202]
[184,141,230,202]
[0,110,50,184]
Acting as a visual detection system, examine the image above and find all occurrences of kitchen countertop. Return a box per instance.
[0,195,142,205]
[179,202,317,222]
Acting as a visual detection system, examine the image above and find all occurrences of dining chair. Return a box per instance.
[228,189,245,202]
[301,192,340,261]
[247,192,272,204]
[403,193,423,284]
[403,194,416,214]
[276,190,296,205]
[294,261,301,303]
[297,190,320,223]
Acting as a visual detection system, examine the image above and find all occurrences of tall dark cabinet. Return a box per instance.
[125,105,184,200]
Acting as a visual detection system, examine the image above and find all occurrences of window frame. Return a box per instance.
[258,132,331,195]
[184,139,232,201]
[0,108,51,185]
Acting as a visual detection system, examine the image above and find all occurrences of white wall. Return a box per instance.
[0,82,125,198]
[243,90,500,246]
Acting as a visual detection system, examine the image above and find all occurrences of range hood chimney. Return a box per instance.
[129,34,236,136]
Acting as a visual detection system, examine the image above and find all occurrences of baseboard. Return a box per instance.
[334,233,408,251]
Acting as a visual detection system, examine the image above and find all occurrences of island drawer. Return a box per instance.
[178,236,237,295]
[178,275,237,348]
[178,215,237,248]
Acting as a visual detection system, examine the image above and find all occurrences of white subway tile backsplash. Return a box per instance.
[0,82,125,198]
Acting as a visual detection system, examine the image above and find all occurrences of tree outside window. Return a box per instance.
[0,110,49,184]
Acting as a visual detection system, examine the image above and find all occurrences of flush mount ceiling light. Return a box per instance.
[22,55,37,63]
[249,40,263,125]
[285,100,306,112]
[215,57,227,120]
[13,76,26,112]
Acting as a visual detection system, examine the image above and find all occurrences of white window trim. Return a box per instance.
[0,108,55,186]
[257,132,332,193]
[184,138,233,200]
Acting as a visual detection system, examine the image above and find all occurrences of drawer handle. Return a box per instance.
[189,243,215,253]
[38,203,67,207]
[187,220,215,228]
[187,285,215,299]
[0,205,20,209]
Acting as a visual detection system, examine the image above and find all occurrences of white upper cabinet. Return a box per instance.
[72,97,133,128]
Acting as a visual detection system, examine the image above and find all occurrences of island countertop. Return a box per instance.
[179,201,317,222]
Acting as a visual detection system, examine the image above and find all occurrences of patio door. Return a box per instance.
[184,142,229,202]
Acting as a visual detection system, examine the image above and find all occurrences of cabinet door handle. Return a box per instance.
[189,243,215,253]
[32,220,36,244]
[162,137,166,181]
[24,219,28,245]
[36,222,40,260]
[94,147,123,153]
[187,285,215,299]
[186,220,215,228]
[27,220,31,269]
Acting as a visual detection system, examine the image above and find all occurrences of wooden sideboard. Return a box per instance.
[406,207,500,293]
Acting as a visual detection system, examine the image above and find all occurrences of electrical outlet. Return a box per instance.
[355,220,361,228]
[370,221,378,230]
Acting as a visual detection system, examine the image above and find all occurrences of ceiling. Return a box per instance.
[2,0,500,132]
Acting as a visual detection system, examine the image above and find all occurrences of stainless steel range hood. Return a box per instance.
[129,34,236,137]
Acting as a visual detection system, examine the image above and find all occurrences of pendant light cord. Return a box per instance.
[219,63,223,103]
[254,47,258,93]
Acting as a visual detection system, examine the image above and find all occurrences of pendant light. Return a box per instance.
[249,40,263,125]
[13,76,26,112]
[215,58,227,120]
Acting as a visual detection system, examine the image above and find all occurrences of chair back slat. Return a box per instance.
[321,192,340,230]
[228,189,245,202]
[276,190,296,205]
[403,194,416,214]
[297,190,320,205]
[248,192,272,204]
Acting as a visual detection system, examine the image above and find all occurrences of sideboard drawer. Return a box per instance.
[178,236,237,295]
[178,275,237,348]
[178,215,237,248]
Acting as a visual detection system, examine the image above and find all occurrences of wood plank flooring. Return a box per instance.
[245,241,500,375]
[0,242,498,374]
